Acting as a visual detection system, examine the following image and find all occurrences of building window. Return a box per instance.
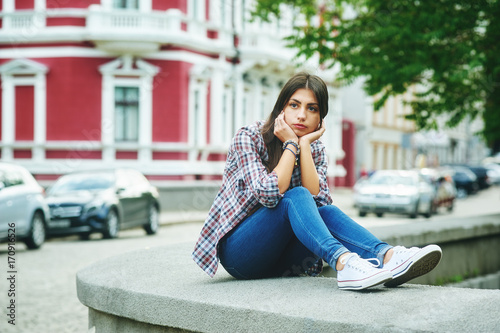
[114,87,139,142]
[113,0,139,9]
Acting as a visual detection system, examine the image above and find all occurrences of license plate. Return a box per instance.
[50,219,71,228]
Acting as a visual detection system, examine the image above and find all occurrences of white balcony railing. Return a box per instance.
[85,6,234,53]
[0,7,233,53]
[0,6,293,58]
[87,7,180,34]
[0,11,46,34]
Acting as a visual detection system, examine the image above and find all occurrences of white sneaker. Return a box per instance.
[383,245,442,287]
[337,253,393,290]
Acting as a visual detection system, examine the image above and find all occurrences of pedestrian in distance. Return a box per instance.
[192,72,442,290]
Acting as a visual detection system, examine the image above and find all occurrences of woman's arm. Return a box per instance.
[299,122,326,196]
[273,112,299,193]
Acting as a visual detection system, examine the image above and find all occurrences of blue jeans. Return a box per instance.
[218,187,392,279]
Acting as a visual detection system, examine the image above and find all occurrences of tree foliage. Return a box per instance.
[253,0,500,150]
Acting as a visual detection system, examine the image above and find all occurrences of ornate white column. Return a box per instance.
[210,57,225,146]
[1,77,15,161]
[100,73,115,162]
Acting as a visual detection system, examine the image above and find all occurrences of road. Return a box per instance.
[1,186,499,333]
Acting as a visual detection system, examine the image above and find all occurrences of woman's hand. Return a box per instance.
[274,111,298,143]
[299,120,326,147]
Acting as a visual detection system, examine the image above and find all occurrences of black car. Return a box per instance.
[445,166,479,197]
[466,165,490,189]
[444,163,489,191]
[46,169,160,239]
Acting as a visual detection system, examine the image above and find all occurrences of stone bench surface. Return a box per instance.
[77,241,500,333]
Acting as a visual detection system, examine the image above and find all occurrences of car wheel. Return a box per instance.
[103,209,119,239]
[409,202,418,219]
[358,210,367,217]
[24,211,46,250]
[144,205,159,235]
[376,212,384,218]
[79,233,91,240]
[423,204,432,218]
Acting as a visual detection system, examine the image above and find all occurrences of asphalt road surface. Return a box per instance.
[1,186,499,332]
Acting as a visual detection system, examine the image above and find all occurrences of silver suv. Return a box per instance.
[0,163,49,249]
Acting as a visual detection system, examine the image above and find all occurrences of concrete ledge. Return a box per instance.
[77,240,500,333]
[369,213,500,285]
[77,214,500,332]
[156,181,220,212]
[369,213,500,246]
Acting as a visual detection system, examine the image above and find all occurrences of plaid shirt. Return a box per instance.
[192,121,333,277]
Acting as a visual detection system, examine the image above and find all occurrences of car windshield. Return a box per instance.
[368,173,416,186]
[49,172,115,194]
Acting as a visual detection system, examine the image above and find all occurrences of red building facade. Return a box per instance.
[0,0,345,184]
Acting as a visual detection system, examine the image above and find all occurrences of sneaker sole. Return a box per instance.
[339,271,393,290]
[384,246,442,288]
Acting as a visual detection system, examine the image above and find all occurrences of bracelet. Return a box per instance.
[284,147,296,158]
[284,147,299,166]
[283,139,300,155]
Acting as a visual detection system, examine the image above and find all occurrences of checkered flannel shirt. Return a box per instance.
[192,121,333,277]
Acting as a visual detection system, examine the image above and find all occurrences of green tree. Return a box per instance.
[253,0,500,152]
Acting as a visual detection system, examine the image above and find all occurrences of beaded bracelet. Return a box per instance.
[282,139,300,155]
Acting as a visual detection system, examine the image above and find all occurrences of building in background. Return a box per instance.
[341,78,488,184]
[0,0,345,186]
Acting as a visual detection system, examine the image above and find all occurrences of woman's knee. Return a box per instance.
[318,204,341,213]
[318,204,344,219]
[285,186,311,198]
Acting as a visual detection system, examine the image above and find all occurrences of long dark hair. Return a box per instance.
[261,72,329,172]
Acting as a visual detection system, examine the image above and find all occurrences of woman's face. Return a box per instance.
[282,88,321,137]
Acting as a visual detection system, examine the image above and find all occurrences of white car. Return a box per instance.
[354,170,436,218]
[0,163,49,249]
[484,163,500,185]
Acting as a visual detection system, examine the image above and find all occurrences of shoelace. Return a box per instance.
[390,246,419,265]
[394,246,418,254]
[341,253,381,272]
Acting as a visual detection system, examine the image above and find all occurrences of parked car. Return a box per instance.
[444,164,489,190]
[483,163,500,185]
[0,163,49,249]
[45,169,160,239]
[466,165,490,190]
[444,166,479,197]
[353,170,435,218]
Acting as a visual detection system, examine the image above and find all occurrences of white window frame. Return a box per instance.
[0,59,48,162]
[99,56,159,163]
[113,85,140,143]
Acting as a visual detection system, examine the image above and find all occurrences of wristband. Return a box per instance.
[284,147,299,166]
[284,147,296,158]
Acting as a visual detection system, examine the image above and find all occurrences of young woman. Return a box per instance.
[192,72,442,290]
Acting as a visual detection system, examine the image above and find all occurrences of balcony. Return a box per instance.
[0,6,235,56]
[86,6,234,55]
